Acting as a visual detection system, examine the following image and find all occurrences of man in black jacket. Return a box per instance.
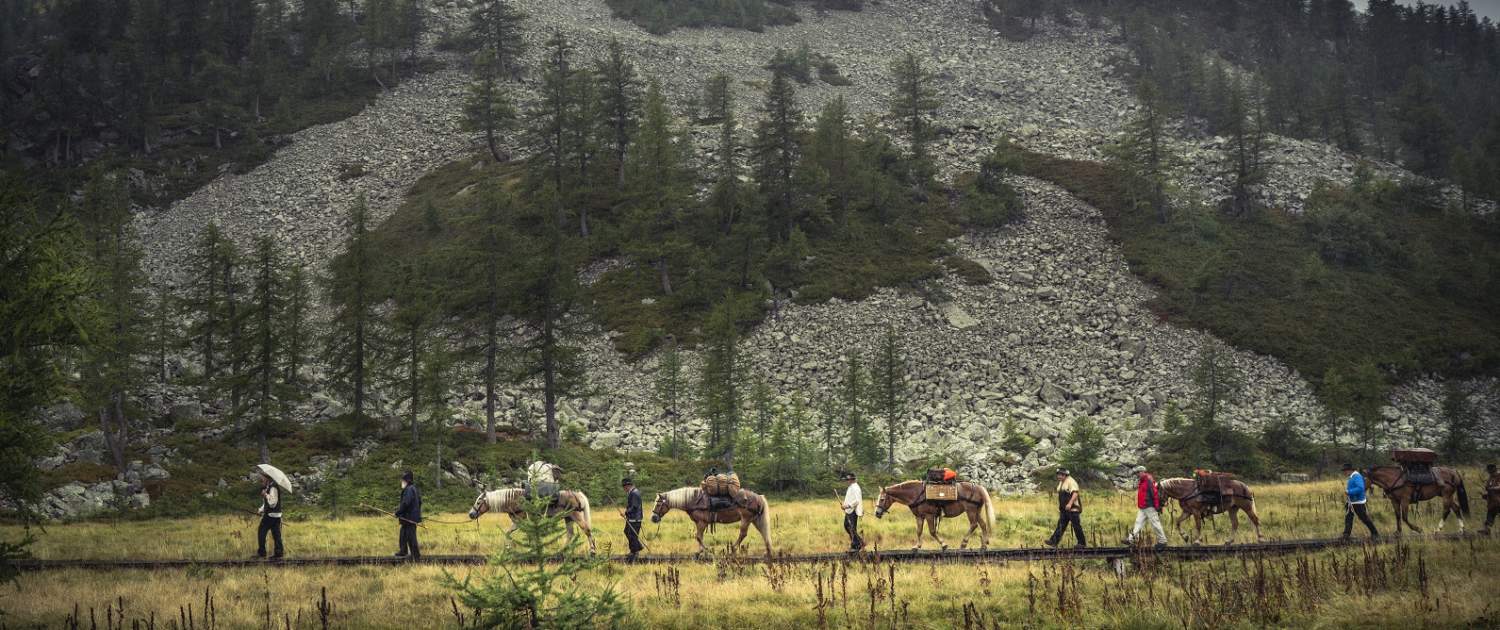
[394,470,422,560]
[622,478,644,561]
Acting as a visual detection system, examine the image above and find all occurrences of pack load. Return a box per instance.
[925,468,957,483]
[523,480,561,504]
[702,471,742,497]
[924,483,960,502]
[1392,448,1438,486]
[1195,471,1235,495]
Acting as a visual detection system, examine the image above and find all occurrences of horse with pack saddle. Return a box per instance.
[874,468,995,550]
[1157,471,1265,545]
[1363,448,1470,535]
[650,471,774,557]
[466,461,597,553]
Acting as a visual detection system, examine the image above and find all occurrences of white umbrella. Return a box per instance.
[255,464,294,494]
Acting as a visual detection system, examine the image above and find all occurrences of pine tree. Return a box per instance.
[595,39,641,190]
[468,0,527,80]
[184,223,237,384]
[77,172,148,472]
[888,51,939,180]
[1222,78,1272,217]
[1321,361,1389,457]
[1394,67,1456,176]
[804,96,855,227]
[752,67,803,243]
[387,259,438,448]
[463,49,517,162]
[442,496,629,627]
[868,325,905,470]
[511,197,590,450]
[697,299,749,466]
[1107,79,1177,223]
[326,193,382,428]
[280,262,312,391]
[528,31,581,231]
[839,355,880,467]
[623,80,693,296]
[241,235,288,463]
[1058,416,1107,479]
[1437,381,1478,461]
[653,338,686,457]
[1190,345,1242,427]
[446,184,515,444]
[701,72,733,124]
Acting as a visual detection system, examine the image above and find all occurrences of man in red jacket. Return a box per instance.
[1123,465,1168,549]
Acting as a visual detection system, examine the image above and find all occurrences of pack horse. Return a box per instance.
[468,486,597,553]
[874,475,995,550]
[651,486,774,557]
[1364,448,1470,535]
[1157,476,1265,545]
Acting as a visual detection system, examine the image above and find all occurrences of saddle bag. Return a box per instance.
[924,483,959,502]
[707,496,736,512]
[1403,462,1438,486]
[701,472,742,497]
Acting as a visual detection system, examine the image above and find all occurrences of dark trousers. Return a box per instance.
[1047,510,1086,547]
[624,520,644,555]
[844,513,863,550]
[1343,503,1379,538]
[1485,503,1497,531]
[257,516,284,557]
[398,523,420,558]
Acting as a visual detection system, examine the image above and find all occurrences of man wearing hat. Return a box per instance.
[1044,468,1085,548]
[394,470,422,559]
[1340,463,1378,541]
[1123,465,1167,549]
[840,472,864,552]
[255,472,285,559]
[621,478,644,561]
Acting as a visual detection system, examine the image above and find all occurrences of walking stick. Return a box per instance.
[619,512,650,551]
[359,503,429,529]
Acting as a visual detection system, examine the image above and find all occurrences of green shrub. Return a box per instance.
[943,255,993,285]
[1057,416,1108,479]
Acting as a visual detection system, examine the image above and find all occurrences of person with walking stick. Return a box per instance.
[621,478,645,562]
[394,470,423,560]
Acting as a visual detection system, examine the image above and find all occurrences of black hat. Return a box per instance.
[1056,468,1070,476]
[621,478,634,487]
[840,472,856,481]
[1341,463,1354,472]
[1487,463,1496,473]
[402,470,414,483]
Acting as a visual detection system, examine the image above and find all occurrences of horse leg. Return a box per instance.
[1174,508,1192,542]
[1226,507,1239,545]
[1245,501,1265,542]
[928,516,948,550]
[694,520,708,556]
[1400,497,1422,534]
[733,517,751,553]
[959,508,978,549]
[912,514,924,550]
[1192,514,1204,546]
[575,513,596,554]
[755,515,772,557]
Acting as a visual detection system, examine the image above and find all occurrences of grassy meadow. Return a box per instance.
[4,474,1496,628]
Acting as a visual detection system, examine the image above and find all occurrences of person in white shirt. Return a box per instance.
[256,473,284,559]
[841,472,864,552]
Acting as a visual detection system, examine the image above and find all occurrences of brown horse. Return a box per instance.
[1157,478,1265,545]
[1363,465,1470,534]
[468,487,596,553]
[874,480,995,550]
[650,487,773,557]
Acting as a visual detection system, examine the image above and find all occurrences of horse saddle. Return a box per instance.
[708,496,737,512]
[1402,464,1439,487]
[523,481,562,506]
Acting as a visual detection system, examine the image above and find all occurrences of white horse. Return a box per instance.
[650,487,773,557]
[468,487,596,553]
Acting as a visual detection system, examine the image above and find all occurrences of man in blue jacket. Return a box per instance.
[1341,463,1379,541]
[394,470,423,560]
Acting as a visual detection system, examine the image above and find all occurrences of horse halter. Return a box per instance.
[650,494,668,523]
[874,488,891,518]
[468,491,490,520]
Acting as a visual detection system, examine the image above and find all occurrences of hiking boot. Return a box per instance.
[1153,542,1167,551]
[1043,540,1058,548]
[393,552,408,558]
[1120,538,1134,547]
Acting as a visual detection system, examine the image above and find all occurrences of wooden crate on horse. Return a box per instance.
[1391,448,1437,464]
[924,483,959,502]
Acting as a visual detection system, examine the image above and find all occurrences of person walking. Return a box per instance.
[1123,465,1167,549]
[841,472,865,552]
[394,470,423,560]
[1479,463,1497,535]
[1340,463,1379,541]
[621,478,645,561]
[255,472,284,560]
[1044,468,1086,548]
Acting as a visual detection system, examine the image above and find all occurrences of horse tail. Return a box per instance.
[976,483,995,530]
[577,491,593,529]
[757,494,773,549]
[1457,476,1471,517]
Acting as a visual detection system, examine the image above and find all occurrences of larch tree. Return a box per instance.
[325,193,382,428]
[869,325,906,470]
[468,0,527,80]
[241,235,288,463]
[623,80,693,296]
[1222,78,1272,217]
[653,338,686,457]
[1107,79,1177,224]
[697,299,748,467]
[752,67,802,244]
[888,51,939,181]
[445,184,516,444]
[462,48,517,162]
[595,38,641,190]
[511,196,590,450]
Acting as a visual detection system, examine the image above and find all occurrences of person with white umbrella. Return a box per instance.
[255,464,291,560]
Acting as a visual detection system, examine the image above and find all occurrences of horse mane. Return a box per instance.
[662,487,701,509]
[1158,478,1194,496]
[486,488,523,511]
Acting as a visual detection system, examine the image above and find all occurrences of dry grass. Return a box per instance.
[5,473,1496,628]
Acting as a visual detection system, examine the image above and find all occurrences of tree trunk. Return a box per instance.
[484,317,497,444]
[409,330,421,448]
[657,258,672,295]
[542,307,560,450]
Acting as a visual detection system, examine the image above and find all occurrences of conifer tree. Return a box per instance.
[241,235,288,463]
[804,96,855,226]
[697,299,748,466]
[463,49,517,162]
[840,354,880,467]
[326,193,382,428]
[446,184,515,443]
[387,259,438,448]
[653,338,686,457]
[511,198,589,450]
[469,0,527,80]
[1107,79,1176,223]
[623,80,693,295]
[77,172,147,472]
[280,263,313,390]
[596,39,641,190]
[868,325,905,470]
[184,223,237,383]
[752,67,802,243]
[888,51,939,180]
[701,72,733,124]
[1222,78,1272,217]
